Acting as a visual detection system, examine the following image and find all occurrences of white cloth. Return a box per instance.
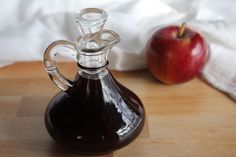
[0,0,236,100]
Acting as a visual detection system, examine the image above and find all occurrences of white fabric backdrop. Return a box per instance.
[0,0,236,100]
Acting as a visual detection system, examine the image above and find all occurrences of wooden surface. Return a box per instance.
[0,62,235,157]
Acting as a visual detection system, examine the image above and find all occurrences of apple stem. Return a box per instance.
[177,23,186,38]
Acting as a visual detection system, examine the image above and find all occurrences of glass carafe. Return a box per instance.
[43,8,145,155]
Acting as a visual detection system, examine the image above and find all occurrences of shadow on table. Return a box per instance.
[48,141,113,157]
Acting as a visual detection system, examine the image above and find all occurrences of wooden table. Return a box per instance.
[0,62,235,157]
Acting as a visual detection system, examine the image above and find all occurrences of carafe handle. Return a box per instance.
[43,40,77,91]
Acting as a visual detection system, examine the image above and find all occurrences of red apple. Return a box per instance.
[146,23,209,84]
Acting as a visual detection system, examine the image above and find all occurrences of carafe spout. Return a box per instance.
[74,8,120,52]
[74,8,107,51]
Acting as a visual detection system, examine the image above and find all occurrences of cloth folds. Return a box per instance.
[0,0,236,100]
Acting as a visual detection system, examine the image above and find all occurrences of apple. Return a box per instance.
[145,23,209,84]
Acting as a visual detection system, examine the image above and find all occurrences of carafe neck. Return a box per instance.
[77,60,109,79]
[74,8,120,76]
[76,49,108,70]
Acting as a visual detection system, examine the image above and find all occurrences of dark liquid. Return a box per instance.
[45,70,145,155]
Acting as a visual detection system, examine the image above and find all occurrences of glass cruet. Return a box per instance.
[43,8,145,155]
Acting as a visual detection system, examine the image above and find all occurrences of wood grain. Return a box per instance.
[0,62,235,157]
